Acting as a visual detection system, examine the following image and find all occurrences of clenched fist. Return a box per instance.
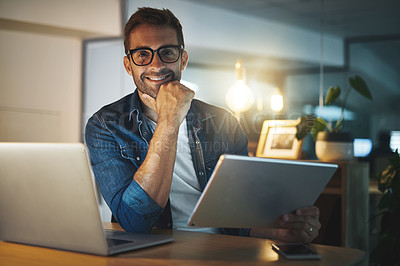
[141,81,195,129]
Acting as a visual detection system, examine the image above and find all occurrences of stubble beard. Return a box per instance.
[133,68,180,99]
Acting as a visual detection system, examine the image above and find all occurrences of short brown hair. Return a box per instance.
[123,7,184,55]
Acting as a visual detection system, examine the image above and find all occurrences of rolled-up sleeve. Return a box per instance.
[85,114,163,233]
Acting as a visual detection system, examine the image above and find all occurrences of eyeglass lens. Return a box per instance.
[130,46,181,66]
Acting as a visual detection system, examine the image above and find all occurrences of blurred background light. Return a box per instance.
[270,92,283,112]
[353,138,373,157]
[390,131,400,152]
[226,80,254,114]
[226,60,254,116]
[310,105,355,121]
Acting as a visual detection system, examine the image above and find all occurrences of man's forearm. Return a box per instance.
[133,120,179,208]
[133,81,195,208]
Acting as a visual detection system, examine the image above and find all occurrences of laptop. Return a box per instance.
[188,154,338,228]
[0,142,173,255]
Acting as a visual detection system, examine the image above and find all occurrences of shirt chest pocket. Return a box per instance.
[120,144,147,166]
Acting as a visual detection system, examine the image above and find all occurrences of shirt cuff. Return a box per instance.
[122,179,164,217]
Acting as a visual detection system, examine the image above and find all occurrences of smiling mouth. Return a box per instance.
[146,75,171,82]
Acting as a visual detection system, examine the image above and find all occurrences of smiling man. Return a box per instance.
[85,7,320,243]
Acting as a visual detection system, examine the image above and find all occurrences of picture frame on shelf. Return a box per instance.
[256,119,303,159]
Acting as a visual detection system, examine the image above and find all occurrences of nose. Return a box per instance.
[148,51,164,69]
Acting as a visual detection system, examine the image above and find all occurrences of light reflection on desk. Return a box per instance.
[259,240,279,261]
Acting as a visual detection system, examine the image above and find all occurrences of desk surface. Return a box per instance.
[0,223,366,266]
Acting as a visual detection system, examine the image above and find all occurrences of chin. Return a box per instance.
[137,86,158,99]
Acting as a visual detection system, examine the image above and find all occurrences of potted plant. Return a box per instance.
[296,75,373,162]
[370,150,400,265]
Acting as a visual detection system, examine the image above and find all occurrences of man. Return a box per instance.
[85,7,320,243]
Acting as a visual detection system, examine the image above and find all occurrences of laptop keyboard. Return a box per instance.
[106,238,133,247]
[105,229,136,247]
[104,229,125,237]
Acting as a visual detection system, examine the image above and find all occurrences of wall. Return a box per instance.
[0,0,121,142]
[82,39,132,132]
[83,0,345,120]
[127,0,344,67]
[0,0,121,37]
[0,30,82,141]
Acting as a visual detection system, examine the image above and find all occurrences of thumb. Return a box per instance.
[141,93,157,111]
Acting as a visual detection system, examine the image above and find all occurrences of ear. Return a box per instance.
[123,56,133,76]
[181,50,189,71]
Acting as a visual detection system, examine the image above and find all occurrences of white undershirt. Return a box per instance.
[146,117,219,234]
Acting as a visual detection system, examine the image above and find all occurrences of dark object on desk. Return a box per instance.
[272,243,321,260]
[0,143,173,256]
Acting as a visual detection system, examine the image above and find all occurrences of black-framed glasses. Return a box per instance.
[127,45,183,66]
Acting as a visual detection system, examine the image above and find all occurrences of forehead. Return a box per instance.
[129,24,179,49]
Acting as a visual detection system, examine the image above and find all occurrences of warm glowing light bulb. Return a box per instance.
[271,93,283,112]
[256,98,264,112]
[226,80,254,113]
[226,59,254,115]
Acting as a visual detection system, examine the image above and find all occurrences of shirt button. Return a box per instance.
[199,171,204,176]
[136,157,140,161]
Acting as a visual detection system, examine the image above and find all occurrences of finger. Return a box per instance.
[160,81,195,102]
[287,223,318,243]
[280,216,321,230]
[297,222,320,241]
[275,229,314,243]
[186,87,195,101]
[296,206,320,219]
[174,82,195,101]
[301,223,319,242]
[305,223,318,238]
[279,220,321,235]
[141,93,157,110]
[296,228,315,243]
[280,213,320,226]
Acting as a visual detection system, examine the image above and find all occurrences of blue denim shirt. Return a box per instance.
[85,90,250,236]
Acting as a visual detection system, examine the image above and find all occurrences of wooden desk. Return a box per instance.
[0,223,366,266]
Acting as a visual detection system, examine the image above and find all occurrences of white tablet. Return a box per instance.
[188,155,337,228]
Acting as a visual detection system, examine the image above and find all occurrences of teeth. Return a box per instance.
[149,76,167,81]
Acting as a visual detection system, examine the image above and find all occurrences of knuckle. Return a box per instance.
[316,222,322,230]
[301,223,308,231]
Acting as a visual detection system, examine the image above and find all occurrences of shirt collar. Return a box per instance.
[187,100,216,129]
[128,89,144,122]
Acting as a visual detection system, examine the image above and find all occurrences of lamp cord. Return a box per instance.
[319,0,325,111]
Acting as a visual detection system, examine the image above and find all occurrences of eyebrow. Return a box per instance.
[130,46,150,50]
[129,44,179,51]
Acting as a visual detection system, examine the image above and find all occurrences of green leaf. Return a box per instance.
[349,75,373,100]
[296,115,328,140]
[295,116,310,140]
[377,192,392,210]
[333,118,344,132]
[311,118,328,139]
[371,149,400,265]
[325,86,341,105]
